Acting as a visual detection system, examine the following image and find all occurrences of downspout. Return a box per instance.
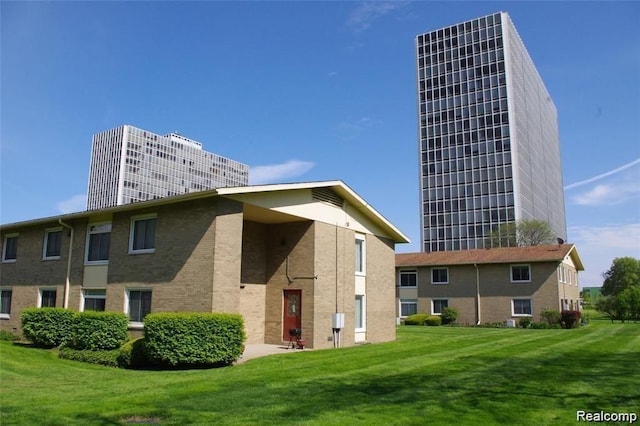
[58,219,73,309]
[474,263,481,325]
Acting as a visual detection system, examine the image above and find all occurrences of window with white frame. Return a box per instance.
[431,268,449,284]
[354,234,365,275]
[0,289,12,318]
[86,223,111,263]
[355,294,365,330]
[127,289,152,323]
[2,234,18,263]
[399,270,417,287]
[400,299,418,317]
[511,265,531,282]
[39,289,57,308]
[432,299,448,315]
[512,299,532,316]
[129,215,157,254]
[43,228,62,260]
[82,289,106,312]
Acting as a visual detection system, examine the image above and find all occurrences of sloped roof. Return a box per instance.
[0,180,410,244]
[396,244,584,270]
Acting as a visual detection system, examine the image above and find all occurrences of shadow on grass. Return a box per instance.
[103,346,639,425]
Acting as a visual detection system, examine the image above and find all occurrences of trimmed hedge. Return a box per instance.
[425,315,442,326]
[404,314,429,325]
[117,338,148,369]
[66,311,129,351]
[440,307,458,325]
[21,308,74,347]
[144,312,245,368]
[58,348,120,367]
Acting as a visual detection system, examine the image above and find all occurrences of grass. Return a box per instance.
[1,319,639,425]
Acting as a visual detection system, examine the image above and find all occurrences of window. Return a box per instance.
[2,234,18,262]
[512,299,532,316]
[127,289,152,323]
[355,295,365,330]
[86,223,111,263]
[400,299,418,317]
[431,268,449,284]
[39,289,57,308]
[43,228,62,260]
[399,270,417,287]
[129,215,157,253]
[0,289,12,318]
[511,265,531,282]
[83,289,106,312]
[432,299,449,315]
[355,234,365,274]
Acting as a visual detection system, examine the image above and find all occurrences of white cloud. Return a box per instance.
[346,1,407,33]
[249,160,315,185]
[572,182,640,206]
[568,224,640,287]
[56,194,87,214]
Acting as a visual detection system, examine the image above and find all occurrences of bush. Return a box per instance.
[561,310,581,329]
[440,307,458,325]
[404,314,429,325]
[21,308,74,347]
[117,338,148,369]
[58,347,120,367]
[0,330,19,341]
[581,311,590,326]
[530,322,562,329]
[540,309,561,326]
[65,311,129,351]
[143,312,245,368]
[479,322,506,328]
[425,316,442,326]
[519,317,531,328]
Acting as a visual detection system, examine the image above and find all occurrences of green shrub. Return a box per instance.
[117,338,148,369]
[425,315,442,326]
[581,311,590,326]
[58,347,120,367]
[519,317,532,328]
[65,311,129,351]
[540,309,561,326]
[21,308,74,347]
[561,310,581,329]
[404,314,429,325]
[144,312,245,368]
[530,322,562,329]
[0,330,19,341]
[440,307,458,325]
[480,322,506,328]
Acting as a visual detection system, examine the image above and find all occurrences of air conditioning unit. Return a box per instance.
[505,319,516,328]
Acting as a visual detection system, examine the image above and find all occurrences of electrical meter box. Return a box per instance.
[332,313,345,329]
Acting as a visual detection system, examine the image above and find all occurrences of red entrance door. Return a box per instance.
[283,290,302,341]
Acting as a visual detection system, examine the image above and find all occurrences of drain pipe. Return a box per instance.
[58,219,73,309]
[474,263,481,325]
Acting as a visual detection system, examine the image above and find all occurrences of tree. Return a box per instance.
[486,219,555,248]
[601,257,640,297]
[515,219,556,246]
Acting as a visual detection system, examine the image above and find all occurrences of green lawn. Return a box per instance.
[1,320,639,425]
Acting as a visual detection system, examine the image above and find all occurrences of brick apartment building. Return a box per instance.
[1,181,409,349]
[396,244,584,324]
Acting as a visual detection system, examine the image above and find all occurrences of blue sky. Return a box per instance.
[1,1,639,287]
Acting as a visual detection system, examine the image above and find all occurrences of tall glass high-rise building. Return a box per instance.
[87,125,249,210]
[416,11,566,252]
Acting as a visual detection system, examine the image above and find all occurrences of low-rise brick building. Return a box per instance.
[1,181,409,349]
[396,244,584,325]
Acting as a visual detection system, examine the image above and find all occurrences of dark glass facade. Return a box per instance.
[416,12,566,252]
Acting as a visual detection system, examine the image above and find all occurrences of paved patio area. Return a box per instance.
[237,343,307,363]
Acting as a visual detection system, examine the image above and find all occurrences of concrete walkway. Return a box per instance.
[237,343,306,364]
